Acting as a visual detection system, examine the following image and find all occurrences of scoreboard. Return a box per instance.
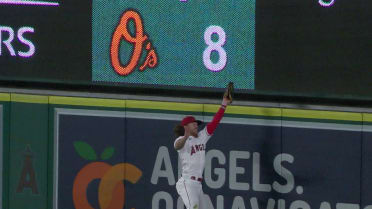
[0,0,371,101]
[92,1,255,89]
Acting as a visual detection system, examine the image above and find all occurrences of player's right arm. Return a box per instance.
[174,126,190,150]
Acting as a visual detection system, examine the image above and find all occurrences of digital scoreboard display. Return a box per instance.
[92,1,256,89]
[0,0,371,101]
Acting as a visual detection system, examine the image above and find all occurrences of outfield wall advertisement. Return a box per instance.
[51,101,371,209]
[0,94,371,209]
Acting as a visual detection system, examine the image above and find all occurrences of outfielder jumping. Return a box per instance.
[173,82,234,209]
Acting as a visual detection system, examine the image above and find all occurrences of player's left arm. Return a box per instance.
[206,96,232,135]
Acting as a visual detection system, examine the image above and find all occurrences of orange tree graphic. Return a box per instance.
[72,141,142,209]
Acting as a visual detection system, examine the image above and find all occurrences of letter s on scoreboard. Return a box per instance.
[0,25,35,58]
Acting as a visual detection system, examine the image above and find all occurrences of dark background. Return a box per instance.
[0,0,371,104]
[0,0,91,82]
[255,0,372,101]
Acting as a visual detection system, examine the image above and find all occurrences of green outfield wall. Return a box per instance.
[0,93,371,209]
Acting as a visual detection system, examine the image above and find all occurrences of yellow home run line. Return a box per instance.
[49,96,125,108]
[283,109,362,122]
[126,100,203,112]
[11,93,48,104]
[364,114,372,123]
[2,94,372,123]
[0,93,10,102]
[204,104,281,117]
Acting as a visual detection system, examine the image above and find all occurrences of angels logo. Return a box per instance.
[191,144,205,156]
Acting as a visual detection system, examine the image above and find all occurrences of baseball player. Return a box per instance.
[174,83,233,209]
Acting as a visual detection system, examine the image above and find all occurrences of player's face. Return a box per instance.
[187,122,198,137]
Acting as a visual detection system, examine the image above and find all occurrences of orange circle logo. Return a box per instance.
[73,162,142,209]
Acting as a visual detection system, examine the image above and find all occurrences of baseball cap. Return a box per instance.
[181,116,202,126]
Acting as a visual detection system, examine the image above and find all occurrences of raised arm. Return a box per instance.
[206,95,232,135]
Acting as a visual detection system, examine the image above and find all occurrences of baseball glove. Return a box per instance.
[224,82,234,103]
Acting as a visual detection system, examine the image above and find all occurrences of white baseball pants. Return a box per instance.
[176,177,205,209]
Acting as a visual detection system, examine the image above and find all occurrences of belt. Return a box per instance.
[183,175,203,182]
[191,176,203,182]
